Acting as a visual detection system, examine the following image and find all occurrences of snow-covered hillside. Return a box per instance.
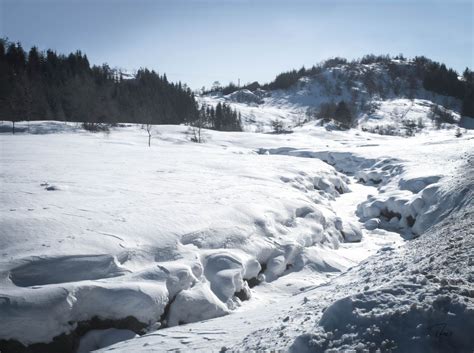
[200,59,468,134]
[1,120,472,353]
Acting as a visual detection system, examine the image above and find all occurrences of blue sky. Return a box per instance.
[1,0,472,89]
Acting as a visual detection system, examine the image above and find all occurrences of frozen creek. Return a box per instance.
[96,175,403,353]
[0,122,472,353]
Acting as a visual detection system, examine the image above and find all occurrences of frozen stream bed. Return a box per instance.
[0,121,472,353]
[95,178,403,353]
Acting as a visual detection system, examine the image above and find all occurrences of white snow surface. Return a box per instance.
[0,119,472,352]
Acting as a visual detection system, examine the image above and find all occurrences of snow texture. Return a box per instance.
[0,78,472,353]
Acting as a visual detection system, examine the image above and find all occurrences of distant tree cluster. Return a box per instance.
[210,66,326,94]
[416,58,473,117]
[204,80,262,96]
[318,101,353,128]
[265,69,302,90]
[0,39,211,131]
[428,104,457,128]
[417,58,464,98]
[197,102,242,132]
[205,57,349,94]
[221,82,239,95]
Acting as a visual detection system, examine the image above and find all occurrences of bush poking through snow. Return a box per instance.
[82,122,110,133]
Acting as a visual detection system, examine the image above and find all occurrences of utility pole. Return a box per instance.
[238,78,240,88]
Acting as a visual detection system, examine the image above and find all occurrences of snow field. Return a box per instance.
[1,120,471,352]
[0,123,362,348]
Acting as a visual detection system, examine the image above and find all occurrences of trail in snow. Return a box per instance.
[329,178,402,264]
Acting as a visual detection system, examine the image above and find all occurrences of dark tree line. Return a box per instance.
[0,39,242,130]
[198,102,242,131]
[318,101,353,128]
[416,58,474,117]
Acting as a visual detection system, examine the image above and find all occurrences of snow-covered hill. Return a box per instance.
[1,120,472,353]
[200,59,468,135]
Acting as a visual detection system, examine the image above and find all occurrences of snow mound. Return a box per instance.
[335,218,362,242]
[202,251,259,304]
[314,286,474,352]
[167,282,229,327]
[355,158,404,185]
[0,281,168,345]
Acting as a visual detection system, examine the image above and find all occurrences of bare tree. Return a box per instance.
[139,104,155,147]
[188,105,207,143]
[146,124,153,147]
[191,111,206,143]
[190,125,202,143]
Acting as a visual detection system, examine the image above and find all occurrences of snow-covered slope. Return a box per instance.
[247,176,474,353]
[1,120,472,353]
[200,60,465,134]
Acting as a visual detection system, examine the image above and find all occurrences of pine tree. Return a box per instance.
[0,39,202,128]
[334,101,352,128]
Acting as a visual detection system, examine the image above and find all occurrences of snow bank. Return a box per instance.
[167,282,229,327]
[260,147,447,237]
[202,251,259,304]
[262,148,377,176]
[290,194,474,353]
[0,281,168,345]
[9,254,128,287]
[316,285,474,352]
[274,149,470,238]
[357,173,467,237]
[355,157,404,185]
[335,218,362,242]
